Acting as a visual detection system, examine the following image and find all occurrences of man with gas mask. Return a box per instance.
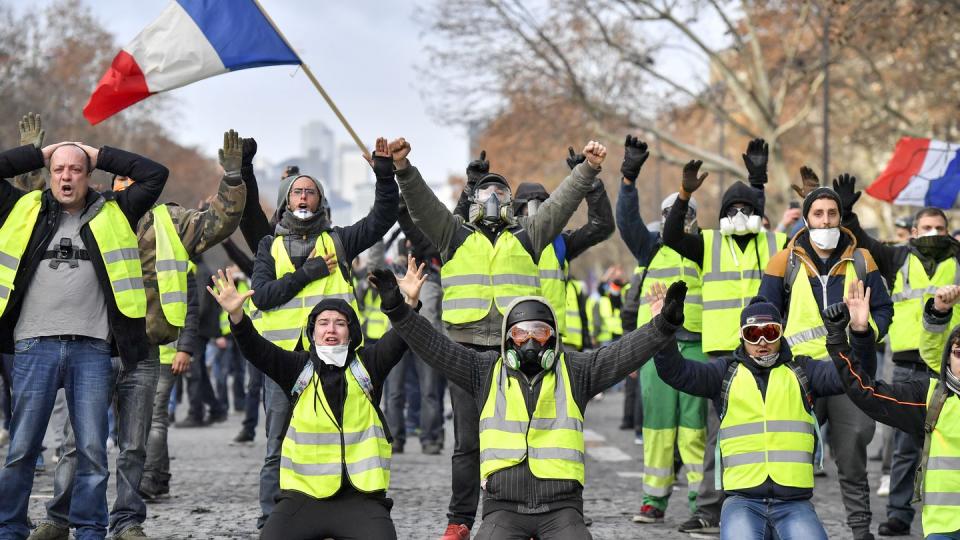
[387,137,605,539]
[368,256,690,539]
[758,183,893,540]
[617,134,708,525]
[651,288,875,540]
[249,137,398,529]
[832,174,960,537]
[660,139,787,535]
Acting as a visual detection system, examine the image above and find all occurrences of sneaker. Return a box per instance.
[632,504,665,523]
[877,474,891,496]
[634,434,644,446]
[439,523,470,540]
[233,429,255,443]
[421,441,442,455]
[114,525,149,539]
[878,517,910,536]
[27,522,69,540]
[679,516,720,534]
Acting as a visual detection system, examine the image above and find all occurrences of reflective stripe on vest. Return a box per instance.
[701,230,784,353]
[441,229,540,325]
[718,364,815,490]
[634,246,703,333]
[258,233,358,350]
[152,204,189,327]
[921,379,960,535]
[539,241,567,334]
[0,192,43,318]
[88,200,147,318]
[561,280,584,350]
[362,288,389,340]
[280,359,391,498]
[479,355,585,484]
[889,255,960,353]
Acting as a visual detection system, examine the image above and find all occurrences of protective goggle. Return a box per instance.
[740,322,783,345]
[476,183,511,203]
[508,320,554,346]
[725,205,755,218]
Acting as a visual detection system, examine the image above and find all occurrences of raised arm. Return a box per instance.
[661,161,706,266]
[250,235,329,310]
[615,180,657,263]
[335,138,400,261]
[563,178,614,260]
[834,173,905,283]
[94,145,168,226]
[237,137,273,252]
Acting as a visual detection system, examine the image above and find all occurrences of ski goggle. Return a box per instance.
[476,183,511,203]
[740,322,783,344]
[725,205,755,218]
[508,320,554,346]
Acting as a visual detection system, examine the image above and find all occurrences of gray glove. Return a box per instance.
[19,112,44,149]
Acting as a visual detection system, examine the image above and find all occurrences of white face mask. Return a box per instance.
[292,209,315,220]
[919,229,941,237]
[808,226,840,250]
[315,344,349,368]
[719,211,762,236]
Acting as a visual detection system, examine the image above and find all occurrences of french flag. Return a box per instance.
[83,0,300,125]
[867,137,960,208]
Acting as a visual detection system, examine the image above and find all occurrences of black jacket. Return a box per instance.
[0,144,168,367]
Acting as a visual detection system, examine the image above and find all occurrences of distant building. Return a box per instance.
[337,142,373,223]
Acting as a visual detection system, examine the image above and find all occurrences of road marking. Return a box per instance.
[616,471,644,478]
[587,446,632,462]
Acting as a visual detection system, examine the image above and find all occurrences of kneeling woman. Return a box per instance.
[207,261,425,540]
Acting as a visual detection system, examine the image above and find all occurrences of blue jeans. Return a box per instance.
[212,340,245,412]
[242,361,264,434]
[0,337,115,540]
[720,495,827,540]
[258,378,290,529]
[927,533,960,539]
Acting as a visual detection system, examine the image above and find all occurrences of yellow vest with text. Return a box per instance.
[152,204,189,327]
[280,359,391,498]
[479,355,585,484]
[701,230,784,353]
[562,280,585,350]
[920,379,960,536]
[718,364,815,490]
[634,246,703,333]
[259,233,358,350]
[889,255,960,353]
[361,288,389,341]
[441,229,540,325]
[538,241,567,334]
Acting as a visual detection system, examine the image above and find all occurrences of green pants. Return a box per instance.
[640,340,707,512]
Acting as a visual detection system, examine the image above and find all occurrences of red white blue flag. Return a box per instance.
[83,0,300,125]
[867,137,960,208]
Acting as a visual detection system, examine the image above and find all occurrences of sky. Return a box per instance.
[17,0,469,186]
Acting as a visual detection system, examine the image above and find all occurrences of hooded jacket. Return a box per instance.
[382,294,681,516]
[227,297,410,502]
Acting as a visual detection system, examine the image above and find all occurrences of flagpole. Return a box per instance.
[252,0,370,159]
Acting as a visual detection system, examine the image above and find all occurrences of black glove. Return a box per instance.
[372,154,394,181]
[681,160,708,194]
[300,257,331,281]
[742,138,768,185]
[241,137,257,169]
[832,173,861,215]
[620,135,649,182]
[566,146,586,170]
[661,281,687,327]
[822,302,850,347]
[466,150,489,187]
[368,268,403,310]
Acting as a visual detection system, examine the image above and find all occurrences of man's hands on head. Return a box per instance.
[19,112,44,149]
[42,142,98,170]
[388,138,411,170]
[583,141,607,170]
[620,135,649,184]
[934,285,960,313]
[218,130,243,175]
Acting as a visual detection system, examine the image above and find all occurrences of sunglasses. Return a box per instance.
[740,323,783,345]
[509,321,554,346]
[951,348,960,359]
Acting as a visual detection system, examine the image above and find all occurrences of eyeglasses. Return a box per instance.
[951,348,960,359]
[476,184,511,203]
[726,205,755,218]
[740,323,783,344]
[509,321,554,346]
[291,188,318,198]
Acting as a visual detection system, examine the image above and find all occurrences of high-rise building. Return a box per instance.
[337,142,373,223]
[300,121,335,186]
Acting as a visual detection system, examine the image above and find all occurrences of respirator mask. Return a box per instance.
[470,182,513,225]
[504,320,557,374]
[719,205,762,236]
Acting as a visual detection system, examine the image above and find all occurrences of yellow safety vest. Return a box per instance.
[718,364,815,490]
[280,359,391,499]
[538,241,567,334]
[159,342,176,366]
[0,191,43,317]
[258,233,358,350]
[889,255,960,353]
[920,379,960,536]
[701,230,784,353]
[479,355,585,484]
[634,246,703,333]
[588,295,621,344]
[441,229,540,325]
[562,280,585,350]
[361,288,389,340]
[152,204,189,327]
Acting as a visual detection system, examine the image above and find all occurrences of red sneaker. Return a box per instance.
[632,504,665,523]
[440,523,471,540]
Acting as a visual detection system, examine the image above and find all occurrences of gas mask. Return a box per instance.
[749,352,779,368]
[719,207,762,236]
[504,320,557,374]
[315,344,349,368]
[470,181,513,225]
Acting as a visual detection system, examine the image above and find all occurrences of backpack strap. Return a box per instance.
[715,361,742,491]
[914,381,949,503]
[784,361,815,413]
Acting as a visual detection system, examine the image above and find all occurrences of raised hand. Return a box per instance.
[218,129,243,175]
[822,301,850,348]
[681,160,708,194]
[367,268,403,311]
[19,112,44,149]
[934,285,960,312]
[742,138,768,185]
[660,281,687,326]
[207,268,255,322]
[583,141,607,169]
[645,281,668,317]
[370,137,394,178]
[832,173,861,214]
[388,137,411,169]
[620,135,649,183]
[791,166,821,199]
[843,280,871,332]
[241,137,257,168]
[466,150,489,187]
[566,146,586,170]
[397,256,427,306]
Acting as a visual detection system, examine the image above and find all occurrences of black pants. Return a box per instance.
[260,490,396,540]
[186,339,226,421]
[475,508,592,540]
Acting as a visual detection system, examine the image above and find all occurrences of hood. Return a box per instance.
[305,298,363,360]
[719,181,761,222]
[513,182,549,215]
[273,174,332,225]
[500,296,562,369]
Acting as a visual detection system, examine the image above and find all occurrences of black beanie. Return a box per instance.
[740,296,782,327]
[802,187,843,221]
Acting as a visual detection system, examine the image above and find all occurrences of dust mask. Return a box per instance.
[808,226,840,250]
[292,209,315,220]
[315,344,349,368]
